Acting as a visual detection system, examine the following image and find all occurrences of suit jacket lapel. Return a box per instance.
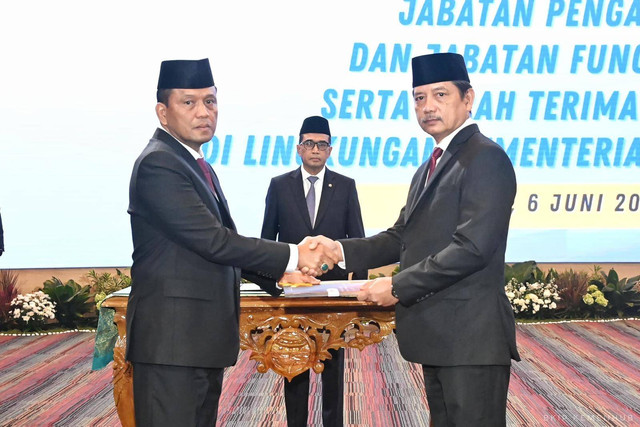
[407,124,479,219]
[407,162,429,216]
[289,168,313,230]
[314,169,335,230]
[153,129,227,226]
[208,166,236,230]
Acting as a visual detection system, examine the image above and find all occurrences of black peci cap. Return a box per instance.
[299,116,331,136]
[412,53,470,88]
[157,58,214,90]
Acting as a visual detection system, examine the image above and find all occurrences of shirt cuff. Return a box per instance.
[336,241,346,270]
[286,243,298,272]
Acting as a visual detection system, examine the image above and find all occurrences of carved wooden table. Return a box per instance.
[102,295,395,427]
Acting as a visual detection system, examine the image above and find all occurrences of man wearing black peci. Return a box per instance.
[261,116,367,427]
[309,53,519,426]
[126,59,338,426]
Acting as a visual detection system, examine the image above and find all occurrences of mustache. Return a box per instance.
[421,115,441,122]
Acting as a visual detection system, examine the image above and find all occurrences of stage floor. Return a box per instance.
[1,319,639,426]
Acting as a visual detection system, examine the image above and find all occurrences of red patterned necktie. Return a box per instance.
[426,147,444,184]
[196,158,218,197]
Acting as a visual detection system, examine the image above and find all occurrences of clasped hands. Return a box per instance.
[296,235,342,277]
[279,235,341,286]
[289,236,399,306]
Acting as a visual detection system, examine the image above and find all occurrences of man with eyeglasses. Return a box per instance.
[261,116,367,427]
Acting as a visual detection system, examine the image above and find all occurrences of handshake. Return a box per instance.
[282,235,399,307]
[295,235,343,277]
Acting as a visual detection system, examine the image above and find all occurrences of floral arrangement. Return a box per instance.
[582,284,609,309]
[10,291,56,331]
[505,278,561,318]
[586,269,640,318]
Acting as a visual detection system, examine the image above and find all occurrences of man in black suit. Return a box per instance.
[261,116,366,427]
[126,59,337,427]
[310,53,519,426]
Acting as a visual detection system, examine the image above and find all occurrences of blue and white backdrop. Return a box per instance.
[0,0,638,268]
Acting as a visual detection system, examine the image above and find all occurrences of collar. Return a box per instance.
[435,117,475,152]
[300,166,326,182]
[160,126,205,160]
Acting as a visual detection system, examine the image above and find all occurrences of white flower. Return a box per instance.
[506,278,561,317]
[10,291,57,328]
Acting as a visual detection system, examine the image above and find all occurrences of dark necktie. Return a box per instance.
[306,176,319,226]
[426,147,444,184]
[196,158,218,198]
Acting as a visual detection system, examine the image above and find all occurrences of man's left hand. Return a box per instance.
[279,271,321,286]
[356,277,399,306]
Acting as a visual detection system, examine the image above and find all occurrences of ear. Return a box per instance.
[296,144,304,157]
[464,88,475,113]
[326,146,333,156]
[156,103,168,126]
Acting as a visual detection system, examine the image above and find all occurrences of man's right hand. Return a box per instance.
[303,235,343,261]
[297,235,341,276]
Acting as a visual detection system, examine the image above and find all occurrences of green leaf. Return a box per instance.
[505,261,538,285]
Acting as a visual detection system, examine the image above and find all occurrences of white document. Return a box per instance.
[282,280,369,298]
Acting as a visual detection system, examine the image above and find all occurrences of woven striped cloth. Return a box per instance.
[1,320,639,426]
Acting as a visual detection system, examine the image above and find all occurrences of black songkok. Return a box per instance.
[412,53,470,88]
[157,58,214,89]
[299,116,331,136]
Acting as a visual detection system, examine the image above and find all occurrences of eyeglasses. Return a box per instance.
[299,140,331,151]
